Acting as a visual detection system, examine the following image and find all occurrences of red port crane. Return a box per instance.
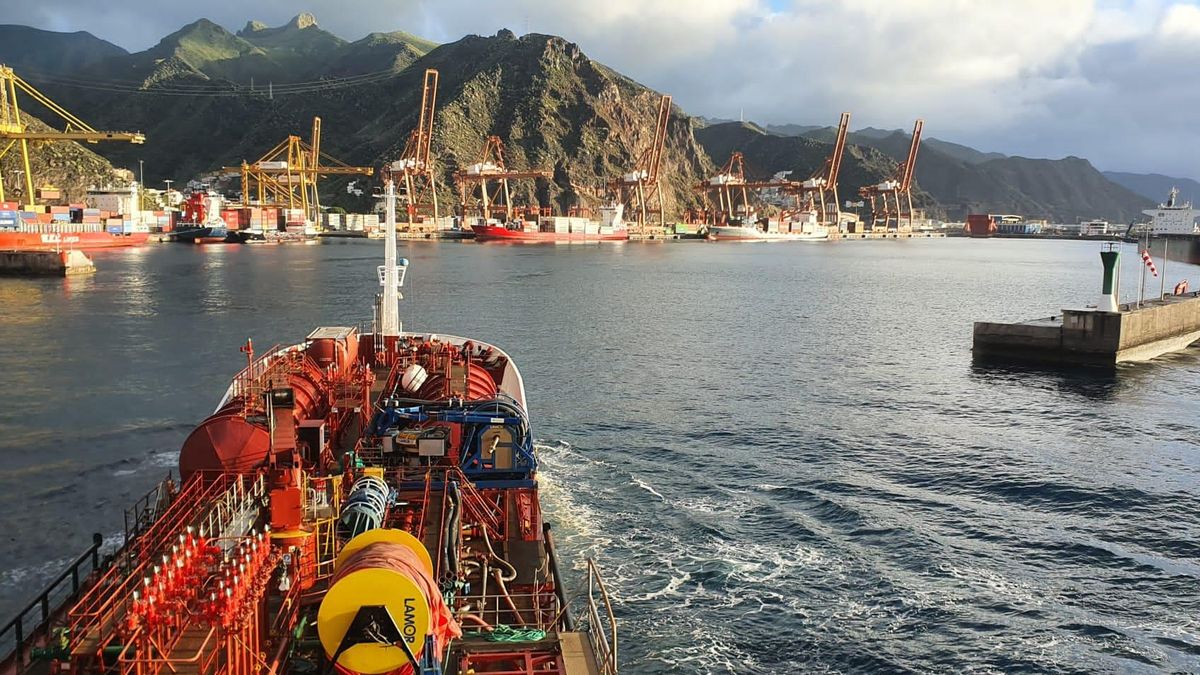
[454,136,552,223]
[610,94,672,235]
[386,68,440,231]
[794,112,850,229]
[859,118,923,232]
[695,151,800,226]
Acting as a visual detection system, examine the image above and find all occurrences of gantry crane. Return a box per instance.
[793,112,850,228]
[695,151,800,225]
[859,119,923,232]
[454,136,551,223]
[610,94,672,235]
[0,64,145,203]
[225,116,373,225]
[385,69,440,231]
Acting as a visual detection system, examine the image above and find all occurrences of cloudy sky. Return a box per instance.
[7,0,1200,179]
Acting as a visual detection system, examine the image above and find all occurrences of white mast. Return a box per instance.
[380,177,401,336]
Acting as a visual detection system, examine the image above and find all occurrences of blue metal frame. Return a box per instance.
[370,399,538,480]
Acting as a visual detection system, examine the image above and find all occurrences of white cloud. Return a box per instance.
[5,0,1200,177]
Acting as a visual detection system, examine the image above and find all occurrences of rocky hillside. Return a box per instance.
[693,122,937,214]
[0,25,126,74]
[0,115,127,203]
[1,18,714,215]
[796,126,1151,222]
[0,15,1168,222]
[1102,172,1200,205]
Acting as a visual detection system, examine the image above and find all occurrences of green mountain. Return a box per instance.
[797,126,1151,222]
[0,16,1164,222]
[2,22,715,214]
[692,122,930,212]
[0,115,127,203]
[1102,171,1200,205]
[323,31,436,77]
[923,138,1006,165]
[0,25,126,74]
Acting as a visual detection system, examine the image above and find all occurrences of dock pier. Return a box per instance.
[0,249,95,277]
[973,246,1200,366]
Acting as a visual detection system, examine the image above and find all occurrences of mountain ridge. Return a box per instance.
[0,17,1168,221]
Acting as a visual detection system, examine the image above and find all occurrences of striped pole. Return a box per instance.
[1159,240,1168,299]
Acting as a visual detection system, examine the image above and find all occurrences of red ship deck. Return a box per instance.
[1,326,617,675]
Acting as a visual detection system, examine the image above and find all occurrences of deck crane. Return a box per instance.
[859,119,923,232]
[454,136,552,223]
[610,94,672,235]
[385,69,440,231]
[695,151,801,226]
[0,64,145,203]
[226,116,373,226]
[793,112,850,228]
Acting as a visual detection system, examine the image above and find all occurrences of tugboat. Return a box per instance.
[0,188,619,675]
[170,192,239,244]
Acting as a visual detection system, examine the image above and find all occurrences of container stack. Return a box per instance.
[0,201,18,230]
[344,213,379,232]
[220,209,241,230]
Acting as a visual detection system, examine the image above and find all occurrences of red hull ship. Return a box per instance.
[1,236,618,675]
[471,224,629,242]
[0,230,149,250]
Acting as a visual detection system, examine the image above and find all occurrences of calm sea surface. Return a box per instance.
[1,238,1198,673]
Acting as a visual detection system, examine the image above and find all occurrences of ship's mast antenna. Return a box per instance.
[380,176,402,336]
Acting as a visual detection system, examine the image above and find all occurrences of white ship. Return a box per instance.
[708,209,829,241]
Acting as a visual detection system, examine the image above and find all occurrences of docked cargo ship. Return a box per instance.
[1142,187,1200,265]
[0,230,149,250]
[0,202,149,250]
[708,210,829,241]
[471,205,628,242]
[0,216,618,675]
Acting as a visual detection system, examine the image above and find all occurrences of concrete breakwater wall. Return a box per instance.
[0,249,95,276]
[973,292,1200,366]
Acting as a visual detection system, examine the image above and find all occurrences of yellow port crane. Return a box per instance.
[0,64,145,203]
[225,116,373,224]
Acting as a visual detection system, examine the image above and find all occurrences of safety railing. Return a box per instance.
[122,474,175,547]
[585,558,618,675]
[115,625,221,675]
[229,343,316,414]
[456,590,561,633]
[0,533,105,669]
[66,474,264,660]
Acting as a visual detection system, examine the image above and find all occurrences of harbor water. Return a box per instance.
[1,238,1198,673]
